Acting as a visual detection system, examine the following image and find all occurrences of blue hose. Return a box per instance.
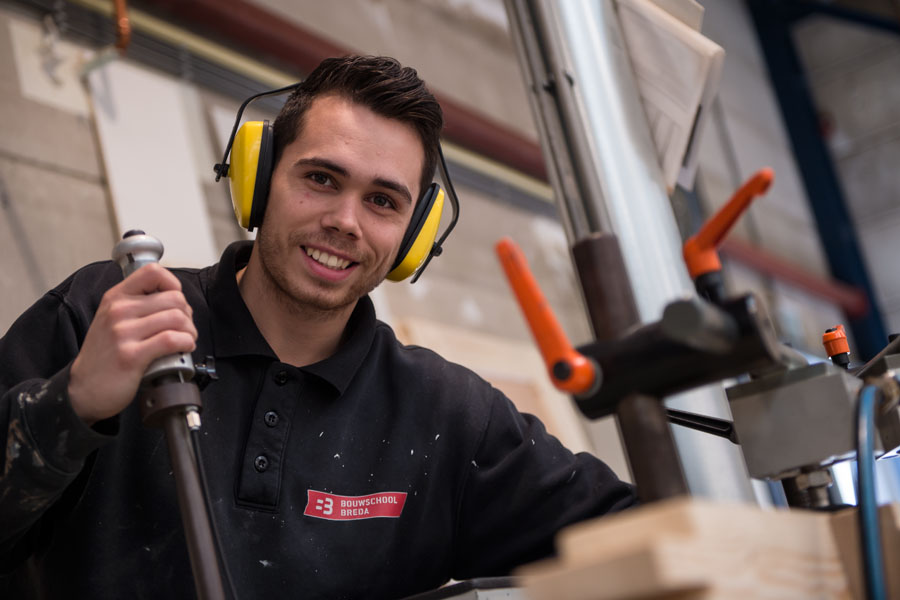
[856,384,887,600]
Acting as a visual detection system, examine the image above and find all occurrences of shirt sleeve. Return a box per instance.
[0,288,116,570]
[451,387,636,578]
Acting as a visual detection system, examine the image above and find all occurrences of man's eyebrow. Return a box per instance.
[294,157,412,205]
[294,157,348,177]
[373,177,412,205]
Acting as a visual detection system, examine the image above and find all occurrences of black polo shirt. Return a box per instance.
[0,241,635,599]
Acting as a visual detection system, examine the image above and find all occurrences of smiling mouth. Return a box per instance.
[304,246,355,270]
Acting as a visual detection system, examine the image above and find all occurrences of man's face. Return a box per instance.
[254,94,424,313]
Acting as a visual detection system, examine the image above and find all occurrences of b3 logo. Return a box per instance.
[316,497,333,515]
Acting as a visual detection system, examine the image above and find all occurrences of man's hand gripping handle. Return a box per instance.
[111,230,196,383]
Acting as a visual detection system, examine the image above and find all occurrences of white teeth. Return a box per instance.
[306,247,350,270]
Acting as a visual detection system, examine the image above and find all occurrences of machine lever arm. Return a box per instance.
[496,237,598,396]
[683,168,773,279]
[666,408,738,444]
[683,168,773,303]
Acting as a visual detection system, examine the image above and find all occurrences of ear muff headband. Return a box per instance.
[387,184,444,282]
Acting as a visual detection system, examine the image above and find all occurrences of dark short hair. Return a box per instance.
[272,55,443,199]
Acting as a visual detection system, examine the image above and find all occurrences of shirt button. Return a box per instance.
[254,455,269,472]
[273,370,289,385]
[264,411,279,427]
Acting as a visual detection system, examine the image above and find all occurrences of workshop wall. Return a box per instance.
[250,0,536,141]
[0,9,114,325]
[794,15,900,338]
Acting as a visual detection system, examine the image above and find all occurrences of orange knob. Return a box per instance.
[823,325,850,358]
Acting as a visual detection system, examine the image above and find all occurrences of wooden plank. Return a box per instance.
[521,546,707,600]
[830,503,900,599]
[518,498,852,599]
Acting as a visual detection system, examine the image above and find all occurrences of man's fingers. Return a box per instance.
[136,330,197,366]
[101,262,192,321]
[114,329,196,376]
[118,262,183,295]
[105,290,193,322]
[112,308,198,346]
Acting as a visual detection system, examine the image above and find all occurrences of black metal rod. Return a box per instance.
[617,394,689,502]
[573,234,689,501]
[571,233,641,342]
[853,335,900,379]
[666,408,738,445]
[163,410,226,600]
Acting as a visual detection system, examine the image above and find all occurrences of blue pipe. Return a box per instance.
[857,384,887,600]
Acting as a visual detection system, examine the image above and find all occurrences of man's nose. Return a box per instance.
[321,195,362,239]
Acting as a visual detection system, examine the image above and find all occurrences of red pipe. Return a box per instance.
[142,0,866,318]
[113,0,131,52]
[721,238,867,318]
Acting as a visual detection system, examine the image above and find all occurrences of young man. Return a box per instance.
[0,56,634,599]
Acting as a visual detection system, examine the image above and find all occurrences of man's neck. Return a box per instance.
[236,259,356,367]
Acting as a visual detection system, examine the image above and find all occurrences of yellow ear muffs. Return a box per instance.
[386,184,445,282]
[214,86,459,283]
[228,121,274,232]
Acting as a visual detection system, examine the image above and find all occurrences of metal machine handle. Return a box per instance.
[112,230,196,382]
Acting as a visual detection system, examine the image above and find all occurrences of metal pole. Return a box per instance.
[617,394,689,501]
[163,409,226,600]
[505,0,756,501]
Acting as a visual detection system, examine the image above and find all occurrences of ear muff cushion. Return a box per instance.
[228,121,264,229]
[228,121,273,231]
[248,122,273,231]
[387,184,445,282]
[393,183,439,265]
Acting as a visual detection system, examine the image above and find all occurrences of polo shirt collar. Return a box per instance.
[303,297,376,395]
[207,241,377,395]
[207,241,272,359]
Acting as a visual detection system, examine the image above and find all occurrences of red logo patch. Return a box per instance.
[304,490,407,521]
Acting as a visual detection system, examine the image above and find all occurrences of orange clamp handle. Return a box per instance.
[683,168,774,279]
[823,325,850,357]
[495,237,597,395]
